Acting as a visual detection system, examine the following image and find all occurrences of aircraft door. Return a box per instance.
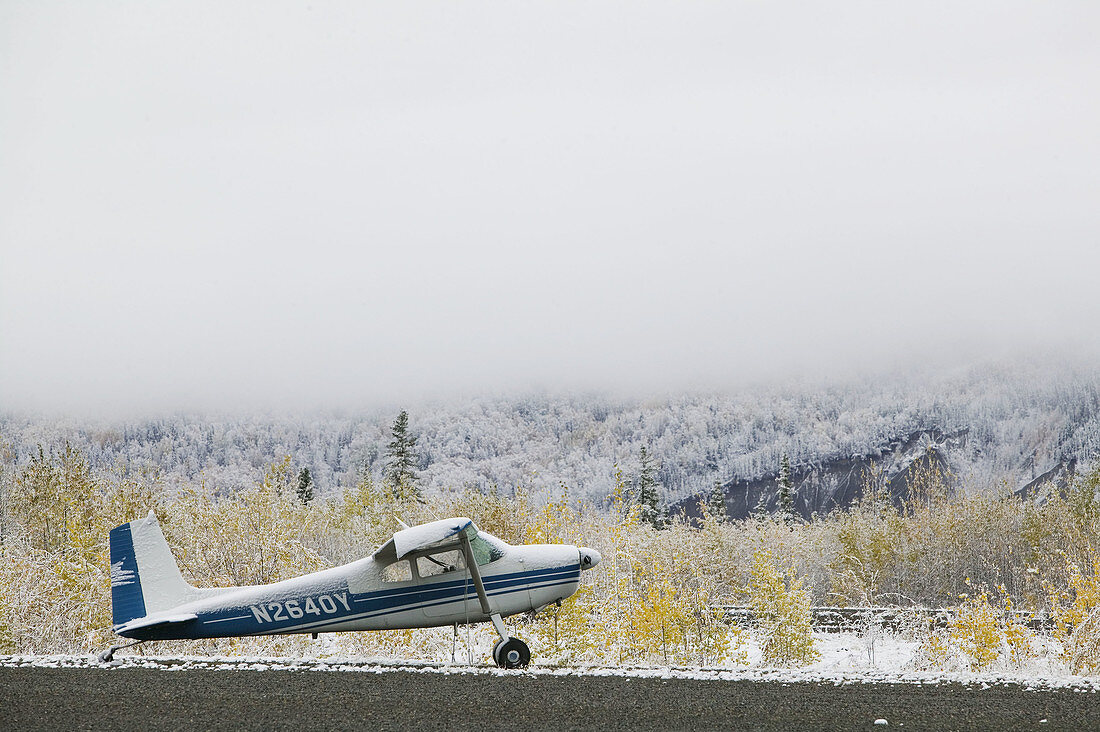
[416,549,481,619]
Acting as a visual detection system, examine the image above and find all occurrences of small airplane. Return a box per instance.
[101,512,601,668]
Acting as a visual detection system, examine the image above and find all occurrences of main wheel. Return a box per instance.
[494,638,530,669]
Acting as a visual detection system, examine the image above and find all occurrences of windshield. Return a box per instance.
[469,532,506,566]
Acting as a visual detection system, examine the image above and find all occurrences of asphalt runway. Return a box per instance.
[1,665,1096,731]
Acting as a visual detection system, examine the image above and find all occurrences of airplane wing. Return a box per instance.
[113,612,198,635]
[372,517,476,563]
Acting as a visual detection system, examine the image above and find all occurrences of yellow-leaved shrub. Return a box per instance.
[1048,551,1100,674]
[916,582,1035,672]
[950,588,1002,671]
[747,548,819,666]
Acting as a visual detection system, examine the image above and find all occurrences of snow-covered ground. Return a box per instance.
[4,632,1098,692]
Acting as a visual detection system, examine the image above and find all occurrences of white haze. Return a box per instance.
[2,2,1098,415]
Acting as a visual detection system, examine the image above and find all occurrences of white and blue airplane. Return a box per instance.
[102,512,601,668]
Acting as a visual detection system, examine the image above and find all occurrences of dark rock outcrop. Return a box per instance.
[1014,457,1078,501]
[674,428,967,523]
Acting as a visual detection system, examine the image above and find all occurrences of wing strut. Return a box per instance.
[458,531,509,642]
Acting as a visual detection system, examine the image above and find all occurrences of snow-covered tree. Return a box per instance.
[635,446,663,529]
[706,478,727,522]
[296,467,313,505]
[776,454,796,524]
[384,411,420,496]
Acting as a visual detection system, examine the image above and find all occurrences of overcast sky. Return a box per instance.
[2,2,1098,414]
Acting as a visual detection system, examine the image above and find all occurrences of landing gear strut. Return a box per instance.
[459,532,531,669]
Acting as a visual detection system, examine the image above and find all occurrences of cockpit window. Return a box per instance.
[469,534,505,566]
[416,549,465,578]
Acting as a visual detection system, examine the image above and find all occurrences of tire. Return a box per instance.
[491,638,504,667]
[495,638,530,669]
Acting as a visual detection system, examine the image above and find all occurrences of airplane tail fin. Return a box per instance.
[108,511,195,628]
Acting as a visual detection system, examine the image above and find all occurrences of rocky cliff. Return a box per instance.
[675,428,971,522]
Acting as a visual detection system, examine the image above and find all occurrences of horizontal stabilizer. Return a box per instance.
[114,612,198,635]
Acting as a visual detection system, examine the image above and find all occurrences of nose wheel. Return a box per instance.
[492,637,531,669]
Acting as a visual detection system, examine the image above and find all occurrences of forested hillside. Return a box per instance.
[2,360,1098,508]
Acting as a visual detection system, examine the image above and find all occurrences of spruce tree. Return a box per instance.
[384,410,420,496]
[777,454,796,524]
[635,446,663,529]
[707,478,727,521]
[296,467,313,505]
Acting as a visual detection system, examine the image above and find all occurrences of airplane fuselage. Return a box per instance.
[124,542,581,641]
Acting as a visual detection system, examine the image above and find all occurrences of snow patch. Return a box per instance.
[4,649,1100,692]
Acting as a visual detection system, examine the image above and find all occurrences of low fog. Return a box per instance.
[2,2,1098,415]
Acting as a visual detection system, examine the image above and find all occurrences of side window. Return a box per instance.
[381,560,412,583]
[416,550,465,578]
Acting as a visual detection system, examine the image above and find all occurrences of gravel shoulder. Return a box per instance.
[2,663,1098,731]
